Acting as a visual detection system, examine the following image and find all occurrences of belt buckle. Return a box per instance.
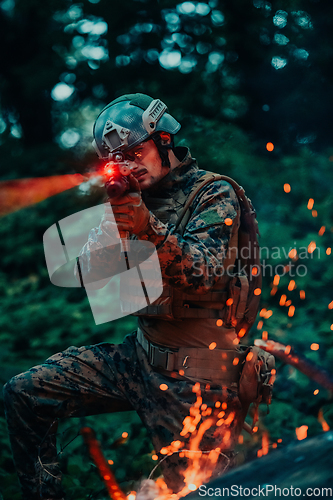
[151,345,174,371]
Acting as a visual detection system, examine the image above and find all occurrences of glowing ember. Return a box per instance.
[310,343,319,351]
[273,275,280,286]
[209,342,217,350]
[313,389,319,395]
[233,357,239,365]
[327,248,332,255]
[152,454,158,461]
[307,198,314,210]
[108,460,114,465]
[296,425,308,440]
[262,331,268,341]
[277,438,282,443]
[270,286,278,296]
[318,410,330,432]
[254,288,261,296]
[257,320,263,330]
[284,345,291,355]
[318,226,326,236]
[300,290,306,300]
[238,328,246,337]
[279,295,287,306]
[160,384,168,391]
[225,218,233,226]
[266,142,274,152]
[283,183,291,193]
[288,280,296,291]
[226,298,233,306]
[288,249,297,259]
[246,352,254,361]
[216,319,223,326]
[288,305,295,317]
[252,267,258,276]
[312,210,318,217]
[308,241,316,254]
[328,301,333,310]
[262,432,270,456]
[260,308,267,317]
[122,432,128,439]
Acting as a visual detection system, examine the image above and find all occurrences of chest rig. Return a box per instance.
[120,171,239,321]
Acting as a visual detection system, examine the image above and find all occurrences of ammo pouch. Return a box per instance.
[238,346,275,407]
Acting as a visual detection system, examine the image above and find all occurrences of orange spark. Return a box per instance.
[327,248,332,255]
[272,443,277,449]
[262,331,268,341]
[307,198,314,210]
[270,286,278,296]
[257,320,263,330]
[216,319,223,327]
[254,288,261,296]
[252,266,259,276]
[246,352,254,361]
[266,142,274,152]
[300,290,306,300]
[283,183,291,193]
[152,454,158,461]
[160,384,168,391]
[179,369,185,376]
[288,248,297,259]
[313,389,319,395]
[264,310,273,319]
[310,343,319,351]
[288,280,296,291]
[215,401,221,408]
[233,357,239,365]
[273,275,280,286]
[222,402,227,410]
[238,435,244,444]
[308,241,316,254]
[233,338,240,345]
[277,438,282,443]
[285,300,292,307]
[296,425,308,441]
[318,410,330,432]
[226,298,233,306]
[209,342,217,350]
[262,432,270,456]
[121,432,128,439]
[318,226,326,236]
[285,345,291,355]
[238,328,246,337]
[225,218,233,226]
[328,301,333,310]
[312,210,318,217]
[253,426,258,433]
[260,308,267,317]
[279,295,287,306]
[288,305,295,317]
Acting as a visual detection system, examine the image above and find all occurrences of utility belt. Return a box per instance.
[136,327,245,388]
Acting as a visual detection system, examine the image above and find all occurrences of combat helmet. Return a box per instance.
[92,93,181,167]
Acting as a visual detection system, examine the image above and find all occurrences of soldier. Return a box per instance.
[3,94,253,500]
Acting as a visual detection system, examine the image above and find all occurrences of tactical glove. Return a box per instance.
[105,174,150,236]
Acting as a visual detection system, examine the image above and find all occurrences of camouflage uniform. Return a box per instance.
[3,149,246,499]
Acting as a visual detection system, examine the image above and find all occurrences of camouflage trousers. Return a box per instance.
[3,332,246,500]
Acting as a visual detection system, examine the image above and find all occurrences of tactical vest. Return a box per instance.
[120,172,240,321]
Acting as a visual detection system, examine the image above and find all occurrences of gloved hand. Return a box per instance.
[104,174,150,236]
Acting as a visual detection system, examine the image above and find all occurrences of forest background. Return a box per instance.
[0,0,332,498]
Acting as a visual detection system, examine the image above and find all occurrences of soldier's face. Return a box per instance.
[124,139,169,190]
